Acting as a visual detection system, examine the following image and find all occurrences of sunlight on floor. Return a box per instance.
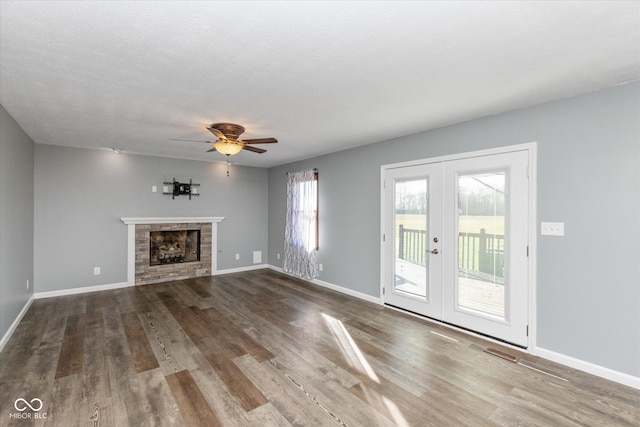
[321,313,379,383]
[321,313,410,426]
[381,394,410,427]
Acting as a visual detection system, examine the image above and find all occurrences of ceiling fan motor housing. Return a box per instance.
[210,123,245,140]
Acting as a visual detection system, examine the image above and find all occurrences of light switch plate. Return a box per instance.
[541,222,564,236]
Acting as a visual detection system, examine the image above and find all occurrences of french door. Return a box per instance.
[382,149,530,347]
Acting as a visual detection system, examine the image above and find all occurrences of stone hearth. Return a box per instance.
[121,217,224,286]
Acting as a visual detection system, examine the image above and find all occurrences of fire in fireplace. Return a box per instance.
[149,229,201,266]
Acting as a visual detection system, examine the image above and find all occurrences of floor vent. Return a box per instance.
[484,347,518,363]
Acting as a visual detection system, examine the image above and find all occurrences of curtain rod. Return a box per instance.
[286,168,318,175]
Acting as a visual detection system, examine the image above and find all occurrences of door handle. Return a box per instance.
[429,249,439,254]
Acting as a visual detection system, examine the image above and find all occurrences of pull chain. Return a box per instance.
[225,155,230,177]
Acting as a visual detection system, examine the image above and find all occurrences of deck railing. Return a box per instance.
[397,225,504,278]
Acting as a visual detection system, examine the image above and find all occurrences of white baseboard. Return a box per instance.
[532,346,640,390]
[34,266,271,298]
[267,265,381,304]
[0,294,34,353]
[34,281,131,299]
[213,264,270,276]
[310,277,381,304]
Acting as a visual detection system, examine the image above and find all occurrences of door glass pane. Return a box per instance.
[394,178,428,298]
[457,171,506,319]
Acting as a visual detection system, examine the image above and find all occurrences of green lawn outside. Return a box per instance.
[395,214,505,235]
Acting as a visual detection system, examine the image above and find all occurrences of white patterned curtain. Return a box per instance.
[283,169,319,280]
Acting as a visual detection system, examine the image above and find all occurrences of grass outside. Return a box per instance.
[395,214,505,235]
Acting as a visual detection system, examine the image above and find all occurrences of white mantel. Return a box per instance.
[121,216,225,285]
[121,217,225,225]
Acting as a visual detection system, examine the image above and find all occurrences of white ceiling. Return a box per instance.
[1,1,639,168]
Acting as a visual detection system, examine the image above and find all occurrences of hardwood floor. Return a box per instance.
[1,269,638,426]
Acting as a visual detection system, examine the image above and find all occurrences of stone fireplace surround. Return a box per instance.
[121,217,224,286]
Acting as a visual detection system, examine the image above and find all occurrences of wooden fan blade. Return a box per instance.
[170,138,210,143]
[242,145,267,154]
[206,147,217,152]
[206,126,226,139]
[242,137,278,144]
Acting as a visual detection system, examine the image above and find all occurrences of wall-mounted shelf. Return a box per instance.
[163,178,200,200]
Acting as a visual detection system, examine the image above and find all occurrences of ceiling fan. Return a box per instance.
[171,123,278,157]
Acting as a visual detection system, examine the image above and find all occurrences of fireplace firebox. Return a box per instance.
[149,229,200,266]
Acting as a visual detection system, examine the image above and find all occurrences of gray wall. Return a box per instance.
[268,82,640,377]
[34,145,268,292]
[0,106,35,341]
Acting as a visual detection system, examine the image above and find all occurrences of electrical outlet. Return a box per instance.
[253,251,262,264]
[152,185,157,193]
[277,253,280,260]
[26,279,29,290]
[319,263,323,272]
[235,253,240,260]
[94,267,101,275]
[541,222,564,236]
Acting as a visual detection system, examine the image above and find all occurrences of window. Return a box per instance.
[283,169,319,279]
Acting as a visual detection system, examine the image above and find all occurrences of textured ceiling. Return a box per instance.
[1,1,639,167]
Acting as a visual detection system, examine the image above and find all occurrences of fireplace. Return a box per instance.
[121,217,225,286]
[149,229,201,265]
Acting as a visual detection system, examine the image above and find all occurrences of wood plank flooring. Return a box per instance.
[1,269,638,426]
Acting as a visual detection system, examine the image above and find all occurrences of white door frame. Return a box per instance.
[380,142,537,349]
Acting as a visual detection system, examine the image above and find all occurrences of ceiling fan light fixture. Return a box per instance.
[213,141,243,156]
[171,122,276,157]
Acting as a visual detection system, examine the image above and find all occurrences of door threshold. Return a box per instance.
[384,303,528,350]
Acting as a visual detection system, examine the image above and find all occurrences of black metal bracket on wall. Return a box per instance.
[163,178,200,200]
